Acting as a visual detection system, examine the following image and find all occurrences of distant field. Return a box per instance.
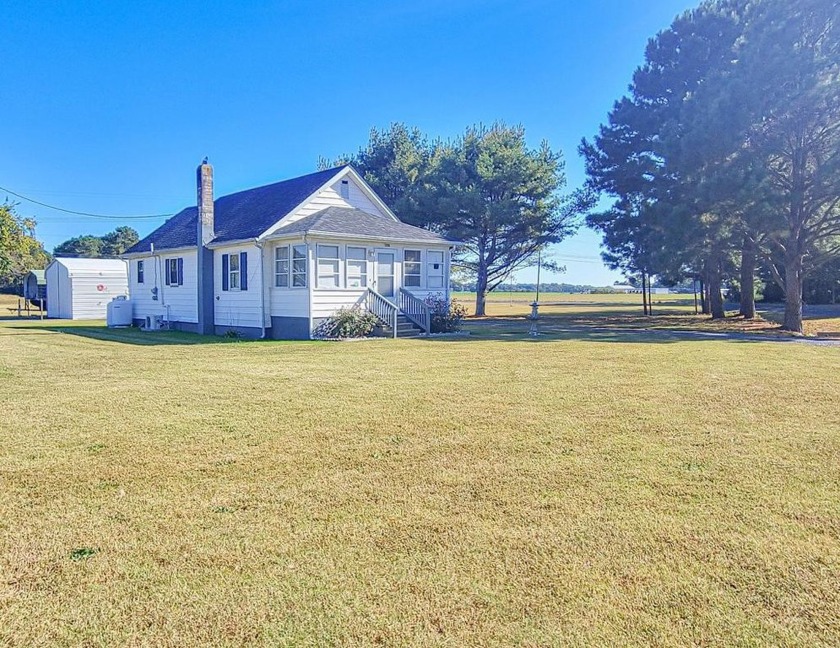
[452,291,693,317]
[453,291,840,335]
[1,298,839,645]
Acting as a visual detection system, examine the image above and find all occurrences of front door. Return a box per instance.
[375,250,396,297]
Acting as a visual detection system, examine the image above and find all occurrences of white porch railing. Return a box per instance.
[398,288,430,334]
[366,288,399,338]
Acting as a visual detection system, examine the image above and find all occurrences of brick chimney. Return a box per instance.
[196,159,215,335]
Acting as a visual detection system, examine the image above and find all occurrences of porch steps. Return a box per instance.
[379,314,425,338]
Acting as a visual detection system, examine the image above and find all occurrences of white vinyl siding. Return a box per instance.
[214,244,262,329]
[311,290,367,318]
[342,177,388,217]
[269,240,309,317]
[129,252,196,324]
[273,173,391,229]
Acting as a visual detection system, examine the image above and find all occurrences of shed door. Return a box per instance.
[374,251,396,298]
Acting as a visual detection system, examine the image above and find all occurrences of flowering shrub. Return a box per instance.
[424,294,467,333]
[313,306,379,339]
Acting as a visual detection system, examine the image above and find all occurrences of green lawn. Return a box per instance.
[1,312,839,646]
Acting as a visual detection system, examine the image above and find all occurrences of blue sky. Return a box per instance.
[1,0,693,285]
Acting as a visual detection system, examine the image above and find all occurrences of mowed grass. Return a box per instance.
[1,307,840,645]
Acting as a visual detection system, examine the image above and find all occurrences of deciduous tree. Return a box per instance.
[54,227,138,258]
[0,203,50,289]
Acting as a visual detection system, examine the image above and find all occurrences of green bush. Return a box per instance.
[314,306,379,339]
[424,294,467,333]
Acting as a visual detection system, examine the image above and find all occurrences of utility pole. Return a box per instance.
[529,251,541,336]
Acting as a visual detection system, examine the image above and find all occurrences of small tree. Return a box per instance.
[0,203,50,290]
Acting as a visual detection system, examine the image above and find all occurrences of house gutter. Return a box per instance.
[305,234,314,339]
[256,239,267,339]
[122,244,195,259]
[262,230,461,246]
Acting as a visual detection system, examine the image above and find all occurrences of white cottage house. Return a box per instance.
[123,162,457,339]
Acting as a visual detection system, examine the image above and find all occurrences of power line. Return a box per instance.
[0,184,172,220]
[554,256,605,265]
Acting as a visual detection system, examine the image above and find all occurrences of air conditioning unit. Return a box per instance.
[144,315,164,331]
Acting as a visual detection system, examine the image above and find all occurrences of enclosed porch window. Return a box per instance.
[317,244,340,288]
[292,245,308,288]
[275,246,289,287]
[346,246,367,288]
[403,250,422,288]
[427,251,444,289]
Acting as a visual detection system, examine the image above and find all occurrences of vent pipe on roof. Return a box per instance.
[196,159,215,335]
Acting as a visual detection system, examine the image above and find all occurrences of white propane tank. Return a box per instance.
[107,296,133,327]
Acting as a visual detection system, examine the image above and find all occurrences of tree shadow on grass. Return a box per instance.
[426,316,807,345]
[1,325,254,346]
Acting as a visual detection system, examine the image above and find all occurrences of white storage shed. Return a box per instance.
[46,258,129,320]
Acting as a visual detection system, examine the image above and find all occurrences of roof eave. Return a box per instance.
[122,244,197,258]
[205,237,260,249]
[270,229,458,246]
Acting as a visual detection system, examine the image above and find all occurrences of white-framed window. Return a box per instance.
[137,260,145,284]
[317,244,340,288]
[274,246,289,287]
[427,250,444,289]
[228,252,240,290]
[292,244,307,288]
[340,179,350,200]
[403,249,422,288]
[346,246,367,288]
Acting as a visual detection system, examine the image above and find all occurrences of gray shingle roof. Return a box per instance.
[270,206,451,244]
[126,166,348,254]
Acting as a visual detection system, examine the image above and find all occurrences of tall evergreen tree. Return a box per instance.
[422,124,589,316]
[322,123,431,224]
[732,0,840,331]
[327,123,589,315]
[583,0,840,331]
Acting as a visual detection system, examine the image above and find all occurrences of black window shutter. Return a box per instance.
[165,260,171,286]
[240,252,248,291]
[177,258,184,285]
[222,254,229,291]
